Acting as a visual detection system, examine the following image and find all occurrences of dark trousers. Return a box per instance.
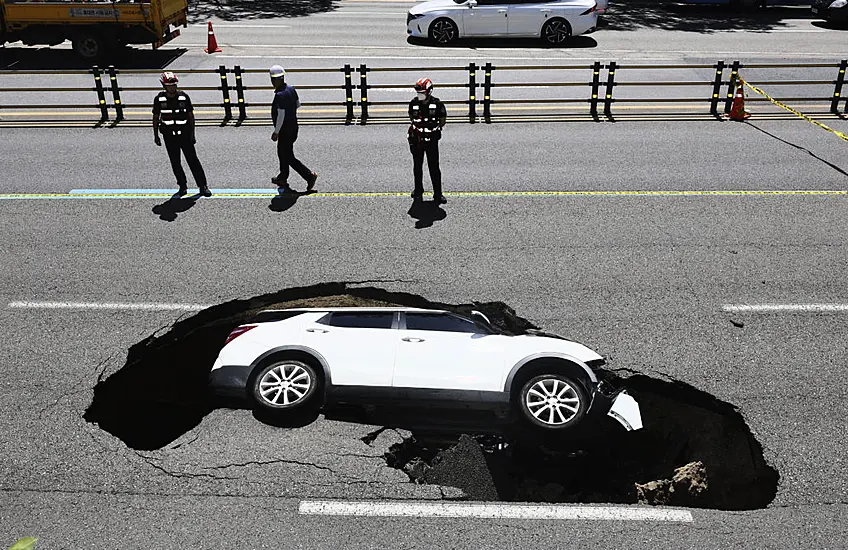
[163,132,207,188]
[276,128,312,183]
[410,139,442,197]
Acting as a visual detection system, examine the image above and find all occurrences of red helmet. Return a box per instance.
[159,71,179,85]
[414,77,433,94]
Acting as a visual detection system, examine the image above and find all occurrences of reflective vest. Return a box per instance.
[408,96,446,143]
[155,91,192,136]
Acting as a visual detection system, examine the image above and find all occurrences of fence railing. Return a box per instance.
[0,60,845,125]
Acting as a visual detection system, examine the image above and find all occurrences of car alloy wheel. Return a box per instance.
[542,19,571,45]
[253,360,316,410]
[519,374,586,429]
[430,18,458,44]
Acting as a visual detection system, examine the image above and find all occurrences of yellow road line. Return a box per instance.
[1,190,845,200]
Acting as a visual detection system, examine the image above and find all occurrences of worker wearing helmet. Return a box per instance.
[269,64,318,193]
[408,77,447,204]
[152,71,211,197]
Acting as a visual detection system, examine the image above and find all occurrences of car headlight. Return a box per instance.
[830,0,847,7]
[407,12,425,24]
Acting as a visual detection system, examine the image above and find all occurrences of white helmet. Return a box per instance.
[269,65,286,79]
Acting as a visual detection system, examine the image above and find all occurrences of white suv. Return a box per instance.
[407,0,600,45]
[209,307,642,433]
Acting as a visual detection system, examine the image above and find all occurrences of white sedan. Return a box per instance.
[406,0,600,45]
[209,307,642,434]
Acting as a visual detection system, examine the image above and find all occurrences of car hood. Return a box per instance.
[512,334,604,364]
[410,0,465,16]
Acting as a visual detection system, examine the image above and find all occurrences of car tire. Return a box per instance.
[517,373,588,431]
[429,18,459,45]
[251,359,320,413]
[72,32,106,60]
[541,18,572,45]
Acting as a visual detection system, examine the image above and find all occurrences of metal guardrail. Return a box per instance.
[0,60,846,124]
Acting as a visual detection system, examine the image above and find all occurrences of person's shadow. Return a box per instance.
[152,195,198,222]
[408,199,448,229]
[269,189,312,212]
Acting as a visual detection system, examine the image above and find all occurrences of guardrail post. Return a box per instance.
[218,65,232,122]
[724,60,741,114]
[710,60,725,117]
[107,65,123,122]
[603,61,616,119]
[482,63,493,123]
[343,64,355,122]
[91,65,109,122]
[831,59,847,115]
[590,61,601,118]
[359,64,369,124]
[468,62,478,124]
[233,65,246,121]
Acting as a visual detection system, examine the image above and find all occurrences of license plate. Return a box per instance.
[811,7,819,13]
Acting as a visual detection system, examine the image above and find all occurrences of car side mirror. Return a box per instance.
[471,310,492,326]
[467,0,477,7]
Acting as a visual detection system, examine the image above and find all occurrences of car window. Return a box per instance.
[477,0,507,5]
[322,312,394,329]
[405,313,482,333]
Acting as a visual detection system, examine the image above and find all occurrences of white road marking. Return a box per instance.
[298,501,695,522]
[723,304,848,313]
[8,301,211,312]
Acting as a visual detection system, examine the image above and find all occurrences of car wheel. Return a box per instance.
[541,18,571,45]
[251,359,319,412]
[72,33,105,59]
[518,374,588,430]
[429,18,458,45]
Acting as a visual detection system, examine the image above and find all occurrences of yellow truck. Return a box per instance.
[1,0,188,59]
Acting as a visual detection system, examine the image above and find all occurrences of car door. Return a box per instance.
[393,312,506,391]
[507,0,548,36]
[462,0,509,36]
[300,311,398,387]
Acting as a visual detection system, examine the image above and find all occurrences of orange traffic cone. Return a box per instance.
[204,21,222,54]
[727,84,750,121]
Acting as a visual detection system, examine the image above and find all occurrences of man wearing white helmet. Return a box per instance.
[152,71,211,197]
[269,64,317,193]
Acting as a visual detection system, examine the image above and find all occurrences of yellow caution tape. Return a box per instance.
[739,77,848,143]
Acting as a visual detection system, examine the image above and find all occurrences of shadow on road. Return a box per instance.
[0,46,187,71]
[606,3,815,33]
[408,199,448,229]
[268,189,318,212]
[188,0,339,22]
[408,36,597,49]
[152,196,199,221]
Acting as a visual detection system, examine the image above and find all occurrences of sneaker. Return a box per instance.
[199,186,212,197]
[306,171,318,192]
[271,175,285,185]
[176,185,188,197]
[434,195,447,205]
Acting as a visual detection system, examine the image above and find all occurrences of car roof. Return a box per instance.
[257,307,449,314]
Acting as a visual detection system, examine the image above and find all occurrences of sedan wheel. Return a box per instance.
[519,374,587,430]
[542,19,571,45]
[252,360,318,411]
[429,18,458,45]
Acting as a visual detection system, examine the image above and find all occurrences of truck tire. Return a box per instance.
[72,32,105,60]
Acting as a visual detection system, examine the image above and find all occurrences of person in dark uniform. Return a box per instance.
[408,77,448,204]
[152,71,211,197]
[269,64,318,193]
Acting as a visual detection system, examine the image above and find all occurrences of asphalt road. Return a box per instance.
[1,1,848,549]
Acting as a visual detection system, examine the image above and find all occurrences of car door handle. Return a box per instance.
[402,337,425,343]
[306,328,328,333]
[541,9,552,12]
[498,9,507,12]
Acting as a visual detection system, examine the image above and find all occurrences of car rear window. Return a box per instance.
[323,312,395,329]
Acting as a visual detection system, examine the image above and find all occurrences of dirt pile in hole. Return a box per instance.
[84,282,535,450]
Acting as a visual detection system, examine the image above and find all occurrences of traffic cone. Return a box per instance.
[204,21,222,54]
[727,84,750,121]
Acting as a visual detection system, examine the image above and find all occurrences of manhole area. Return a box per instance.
[83,282,778,509]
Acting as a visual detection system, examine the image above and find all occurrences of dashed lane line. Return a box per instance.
[297,500,695,522]
[723,304,848,313]
[0,189,845,200]
[7,301,211,311]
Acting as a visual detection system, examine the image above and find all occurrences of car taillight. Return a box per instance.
[225,324,257,345]
[581,4,597,14]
